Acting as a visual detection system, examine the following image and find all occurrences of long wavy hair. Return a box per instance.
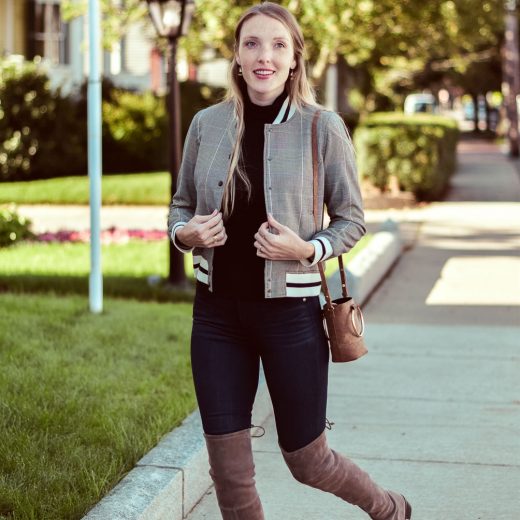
[221,1,320,219]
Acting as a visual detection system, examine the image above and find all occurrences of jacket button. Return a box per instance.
[267,157,272,161]
[218,181,223,187]
[268,186,272,190]
[228,153,231,159]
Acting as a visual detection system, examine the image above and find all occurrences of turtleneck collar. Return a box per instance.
[241,81,289,123]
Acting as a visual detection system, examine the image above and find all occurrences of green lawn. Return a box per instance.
[0,173,171,206]
[0,292,195,520]
[0,240,195,302]
[324,234,372,277]
[0,234,372,518]
[0,235,372,299]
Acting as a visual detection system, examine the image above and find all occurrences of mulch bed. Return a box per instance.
[361,181,421,210]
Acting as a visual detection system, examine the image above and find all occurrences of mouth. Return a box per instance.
[253,69,275,78]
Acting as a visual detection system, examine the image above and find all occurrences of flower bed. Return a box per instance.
[36,227,168,244]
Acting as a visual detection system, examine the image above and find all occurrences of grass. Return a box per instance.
[0,240,195,302]
[0,235,372,300]
[324,234,372,278]
[0,292,195,520]
[0,233,372,518]
[0,173,171,206]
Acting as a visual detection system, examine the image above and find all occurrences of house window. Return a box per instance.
[27,0,70,65]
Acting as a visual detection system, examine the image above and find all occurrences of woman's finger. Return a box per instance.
[206,228,222,246]
[207,220,224,236]
[205,212,223,231]
[255,229,274,247]
[202,223,225,243]
[213,230,228,247]
[194,209,218,223]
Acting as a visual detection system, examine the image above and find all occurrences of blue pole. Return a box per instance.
[87,0,103,313]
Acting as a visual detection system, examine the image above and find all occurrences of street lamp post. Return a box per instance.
[503,0,520,157]
[145,0,195,286]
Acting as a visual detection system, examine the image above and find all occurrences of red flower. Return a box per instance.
[35,228,168,244]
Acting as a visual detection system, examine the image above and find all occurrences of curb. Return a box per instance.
[328,229,402,306]
[82,224,403,520]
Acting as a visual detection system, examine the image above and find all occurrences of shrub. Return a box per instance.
[354,112,459,200]
[78,79,226,174]
[0,205,34,247]
[0,56,226,180]
[0,58,86,181]
[101,89,168,172]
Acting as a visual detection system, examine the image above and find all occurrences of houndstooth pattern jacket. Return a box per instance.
[167,97,366,298]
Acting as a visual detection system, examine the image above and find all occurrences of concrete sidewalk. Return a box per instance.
[186,141,520,519]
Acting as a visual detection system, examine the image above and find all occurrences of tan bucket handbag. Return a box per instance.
[311,110,368,363]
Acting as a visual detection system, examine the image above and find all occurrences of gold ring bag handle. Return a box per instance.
[311,111,368,363]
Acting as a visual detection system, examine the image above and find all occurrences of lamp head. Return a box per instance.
[145,0,195,39]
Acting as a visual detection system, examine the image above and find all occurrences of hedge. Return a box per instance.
[354,112,459,200]
[79,78,225,174]
[0,59,87,181]
[0,58,226,181]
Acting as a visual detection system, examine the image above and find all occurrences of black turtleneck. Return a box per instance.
[212,85,290,299]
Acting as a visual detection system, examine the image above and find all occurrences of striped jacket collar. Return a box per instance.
[239,95,297,126]
[272,96,296,124]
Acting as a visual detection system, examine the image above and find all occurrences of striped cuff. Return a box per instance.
[171,223,194,253]
[299,237,333,266]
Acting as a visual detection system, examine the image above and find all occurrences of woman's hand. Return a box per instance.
[254,214,314,261]
[176,210,227,248]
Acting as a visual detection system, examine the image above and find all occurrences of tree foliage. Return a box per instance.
[189,0,507,107]
[62,0,511,110]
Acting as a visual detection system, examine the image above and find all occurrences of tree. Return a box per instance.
[185,0,507,113]
[63,1,509,114]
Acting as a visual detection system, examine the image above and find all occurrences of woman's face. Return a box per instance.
[236,14,297,106]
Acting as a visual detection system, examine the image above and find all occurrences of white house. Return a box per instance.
[1,0,229,94]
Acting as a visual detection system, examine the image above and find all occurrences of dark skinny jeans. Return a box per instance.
[191,282,330,452]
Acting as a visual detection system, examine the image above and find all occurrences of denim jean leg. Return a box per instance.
[191,286,261,435]
[248,296,330,452]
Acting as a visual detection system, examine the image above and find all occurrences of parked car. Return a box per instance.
[404,93,438,114]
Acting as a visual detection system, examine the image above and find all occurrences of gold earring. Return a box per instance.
[238,66,243,76]
[289,69,294,80]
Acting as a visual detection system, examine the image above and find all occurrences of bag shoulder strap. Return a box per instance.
[311,110,349,307]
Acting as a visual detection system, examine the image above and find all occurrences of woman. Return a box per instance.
[168,2,411,519]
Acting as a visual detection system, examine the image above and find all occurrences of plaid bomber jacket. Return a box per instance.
[167,96,366,298]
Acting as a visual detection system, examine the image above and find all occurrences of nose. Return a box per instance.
[257,44,272,64]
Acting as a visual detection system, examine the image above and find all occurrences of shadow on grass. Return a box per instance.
[0,274,195,303]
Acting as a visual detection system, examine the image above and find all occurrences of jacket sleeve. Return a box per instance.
[301,110,366,266]
[167,110,202,254]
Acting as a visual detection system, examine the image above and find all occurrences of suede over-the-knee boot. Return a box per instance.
[279,430,411,520]
[204,428,265,520]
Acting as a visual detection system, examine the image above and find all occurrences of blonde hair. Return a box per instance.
[221,1,320,219]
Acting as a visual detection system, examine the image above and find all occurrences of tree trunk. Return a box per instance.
[503,0,520,156]
[471,92,480,133]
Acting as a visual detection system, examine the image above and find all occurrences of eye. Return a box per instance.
[275,42,286,48]
[244,41,256,48]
